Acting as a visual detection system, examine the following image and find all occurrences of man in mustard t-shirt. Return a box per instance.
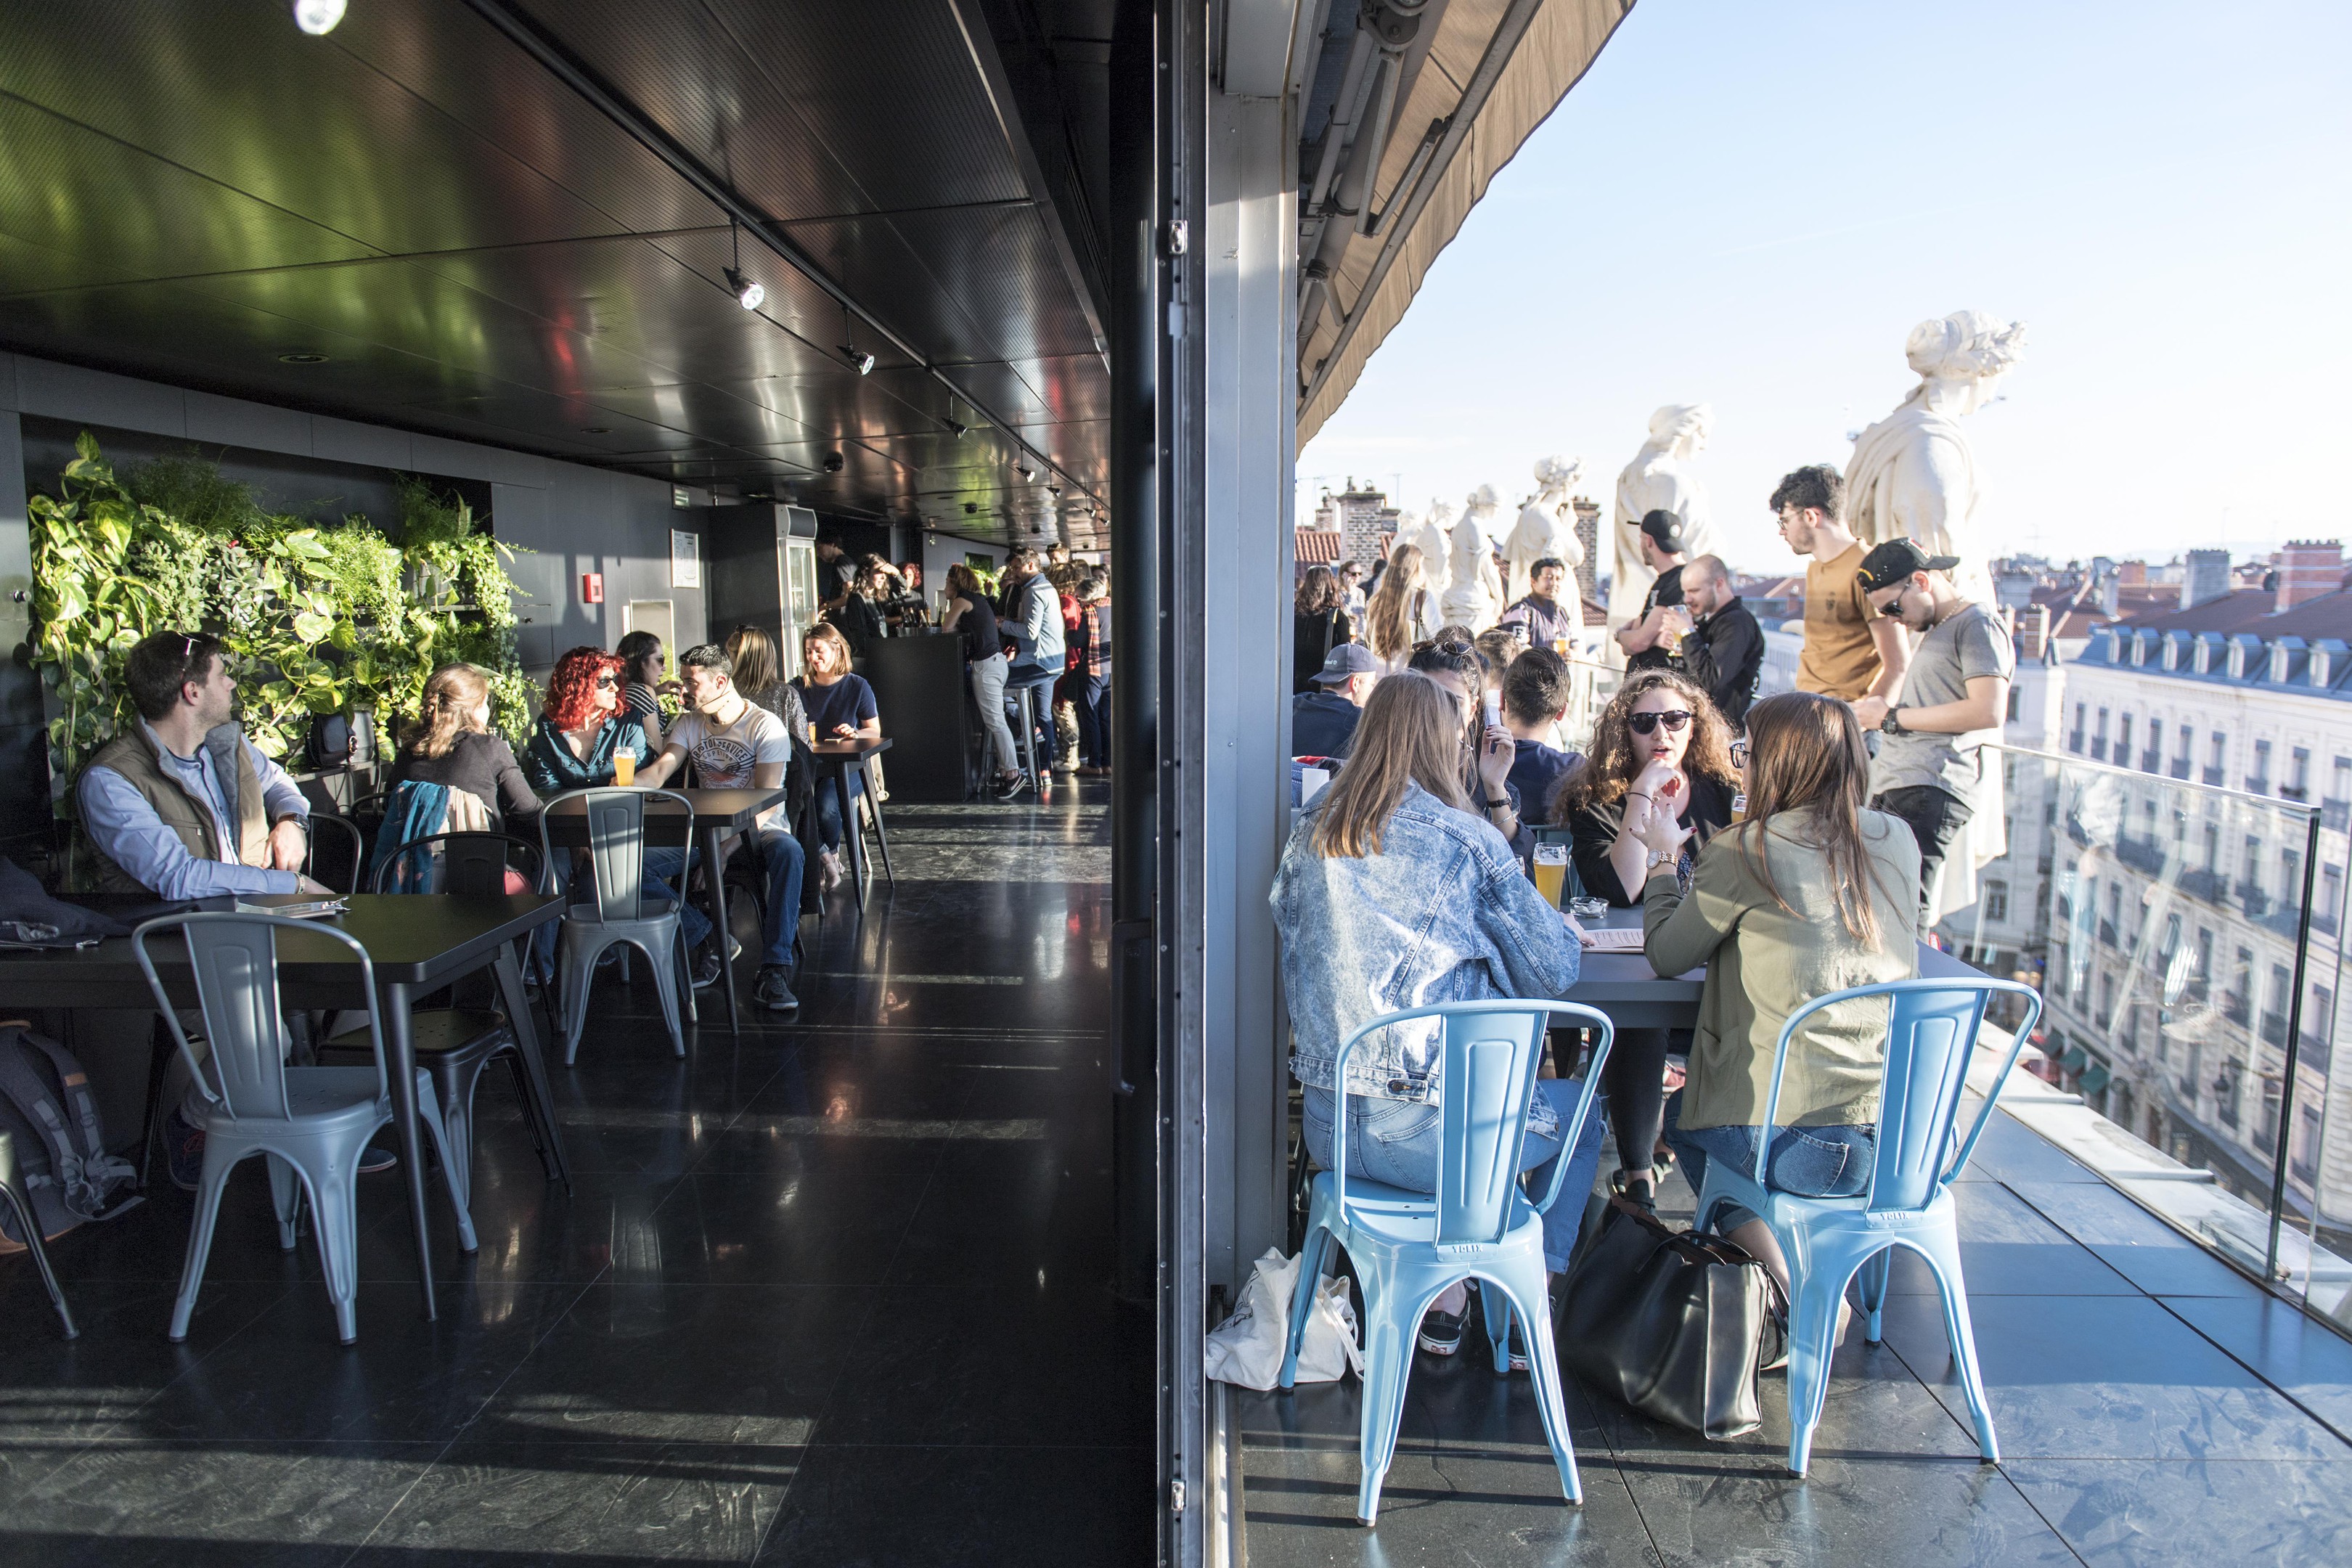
[1772,465,1909,704]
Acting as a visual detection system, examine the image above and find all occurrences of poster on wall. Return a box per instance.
[671,529,701,589]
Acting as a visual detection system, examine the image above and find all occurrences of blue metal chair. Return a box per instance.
[1278,1000,1614,1524]
[537,788,698,1063]
[133,912,475,1345]
[1691,976,2043,1477]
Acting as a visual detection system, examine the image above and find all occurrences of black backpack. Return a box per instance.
[0,1022,141,1246]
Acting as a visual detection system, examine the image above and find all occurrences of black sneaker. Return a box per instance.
[163,1105,205,1193]
[359,1143,398,1175]
[690,944,722,989]
[754,964,799,1012]
[994,772,1031,802]
[1417,1308,1466,1357]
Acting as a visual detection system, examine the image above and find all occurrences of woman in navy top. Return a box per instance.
[792,622,882,891]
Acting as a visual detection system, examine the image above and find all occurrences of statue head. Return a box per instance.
[1533,454,1585,491]
[1428,499,1456,528]
[1468,483,1500,512]
[1646,404,1712,460]
[1905,311,2028,414]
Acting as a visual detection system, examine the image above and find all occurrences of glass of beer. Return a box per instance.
[612,748,637,786]
[1552,636,1569,658]
[1532,843,1568,907]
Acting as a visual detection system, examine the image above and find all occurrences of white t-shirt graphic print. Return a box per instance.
[667,704,790,790]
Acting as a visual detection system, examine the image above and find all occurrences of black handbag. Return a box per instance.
[1557,1196,1786,1440]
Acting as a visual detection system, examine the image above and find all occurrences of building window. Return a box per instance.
[2322,864,2343,935]
[2070,703,2086,754]
[2096,971,2115,1029]
[2226,946,2254,1024]
[1984,880,2009,923]
[2282,846,2302,909]
[2311,985,2337,1061]
[2093,708,2110,761]
[2287,746,2311,801]
[2202,822,2221,873]
[2117,713,2133,764]
[2250,738,2271,793]
[2263,963,2292,1045]
[2217,1060,2242,1127]
[2293,1105,2322,1183]
[2208,731,2227,785]
[2258,1082,2283,1152]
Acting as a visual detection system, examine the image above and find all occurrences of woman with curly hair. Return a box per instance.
[1293,565,1352,693]
[522,646,656,795]
[1551,666,1741,1209]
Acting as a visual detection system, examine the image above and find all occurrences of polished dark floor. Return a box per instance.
[0,782,1151,1565]
[1238,1110,2352,1567]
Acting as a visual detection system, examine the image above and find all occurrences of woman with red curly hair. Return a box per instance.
[522,646,656,793]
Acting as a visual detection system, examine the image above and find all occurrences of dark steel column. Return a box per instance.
[1108,0,1161,1311]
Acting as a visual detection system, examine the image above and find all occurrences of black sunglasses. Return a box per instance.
[1874,586,1910,618]
[1627,709,1693,735]
[594,674,619,689]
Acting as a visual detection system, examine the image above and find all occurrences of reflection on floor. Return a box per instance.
[0,782,1151,1566]
[1240,1111,2352,1567]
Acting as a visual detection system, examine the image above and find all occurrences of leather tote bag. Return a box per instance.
[1557,1196,1784,1440]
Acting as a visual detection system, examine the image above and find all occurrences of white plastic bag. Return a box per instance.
[1204,1247,1363,1389]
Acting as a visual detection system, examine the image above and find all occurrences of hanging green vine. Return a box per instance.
[27,433,532,798]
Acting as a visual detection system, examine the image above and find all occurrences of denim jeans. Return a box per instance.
[1665,1111,1876,1232]
[536,846,710,965]
[1302,1079,1609,1272]
[812,769,864,853]
[1075,674,1111,767]
[746,825,805,968]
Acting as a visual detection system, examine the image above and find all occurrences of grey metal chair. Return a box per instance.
[132,912,475,1345]
[538,788,697,1064]
[0,1128,75,1338]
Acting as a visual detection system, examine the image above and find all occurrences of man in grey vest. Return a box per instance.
[78,630,324,900]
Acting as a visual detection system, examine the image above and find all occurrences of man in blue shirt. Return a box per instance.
[1500,646,1583,825]
[1291,642,1379,760]
[78,631,322,900]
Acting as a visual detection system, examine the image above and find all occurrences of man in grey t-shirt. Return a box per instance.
[1853,539,2014,919]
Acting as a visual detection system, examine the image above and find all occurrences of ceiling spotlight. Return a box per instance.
[1048,483,1061,498]
[839,345,875,375]
[1015,461,1035,481]
[822,452,846,473]
[276,351,328,364]
[725,268,764,311]
[293,0,347,35]
[944,420,968,438]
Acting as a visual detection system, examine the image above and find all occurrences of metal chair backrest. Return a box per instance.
[537,788,693,924]
[370,830,547,897]
[1330,1000,1614,1246]
[303,814,366,895]
[1759,977,2044,1214]
[131,912,388,1124]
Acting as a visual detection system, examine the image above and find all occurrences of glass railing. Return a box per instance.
[1938,745,2352,1326]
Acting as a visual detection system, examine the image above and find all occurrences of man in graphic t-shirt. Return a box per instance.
[1613,511,1689,673]
[640,643,807,1011]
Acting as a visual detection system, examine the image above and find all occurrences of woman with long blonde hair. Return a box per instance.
[387,662,537,828]
[1274,672,1606,1360]
[1363,543,1437,671]
[1638,690,1919,1303]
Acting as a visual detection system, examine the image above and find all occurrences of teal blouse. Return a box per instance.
[522,716,653,796]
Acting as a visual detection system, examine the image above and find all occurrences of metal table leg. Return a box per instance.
[701,822,741,1034]
[491,945,571,1192]
[862,754,896,891]
[837,766,866,907]
[378,979,437,1319]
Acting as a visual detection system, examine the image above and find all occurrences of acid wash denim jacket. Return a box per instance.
[1270,780,1581,1136]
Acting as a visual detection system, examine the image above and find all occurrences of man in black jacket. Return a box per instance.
[1675,554,1763,730]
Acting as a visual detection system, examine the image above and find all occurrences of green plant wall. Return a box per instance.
[28,433,532,801]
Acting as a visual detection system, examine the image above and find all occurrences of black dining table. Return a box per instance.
[809,736,894,905]
[0,892,568,1319]
[542,787,786,1034]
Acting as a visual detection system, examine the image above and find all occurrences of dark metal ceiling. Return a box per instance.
[0,0,1118,548]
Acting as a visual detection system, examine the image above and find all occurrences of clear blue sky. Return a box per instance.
[1299,0,2351,582]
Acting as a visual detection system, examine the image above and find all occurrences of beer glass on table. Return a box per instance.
[612,748,637,786]
[1531,843,1568,908]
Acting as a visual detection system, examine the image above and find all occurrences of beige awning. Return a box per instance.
[1299,0,1633,446]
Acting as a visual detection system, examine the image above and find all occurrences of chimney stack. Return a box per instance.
[2274,540,2343,613]
[2184,549,2231,609]
[2017,604,2051,662]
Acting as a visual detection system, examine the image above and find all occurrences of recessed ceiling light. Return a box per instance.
[277,351,328,364]
[292,0,346,36]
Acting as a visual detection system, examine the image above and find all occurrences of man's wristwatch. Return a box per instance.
[1880,706,1906,736]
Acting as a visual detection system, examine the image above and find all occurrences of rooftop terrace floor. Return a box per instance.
[1237,1108,2352,1567]
[0,785,1153,1565]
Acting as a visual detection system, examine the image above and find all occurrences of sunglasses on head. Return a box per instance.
[1627,709,1693,735]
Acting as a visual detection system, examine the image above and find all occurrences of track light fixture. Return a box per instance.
[1048,484,1061,498]
[1015,460,1035,481]
[724,221,763,310]
[822,452,845,473]
[944,419,968,438]
[838,304,874,375]
[293,0,347,34]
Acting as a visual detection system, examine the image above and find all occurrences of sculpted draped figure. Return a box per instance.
[1502,454,1588,612]
[1845,310,2028,609]
[1440,484,1508,630]
[1609,404,1715,662]
[1405,500,1455,602]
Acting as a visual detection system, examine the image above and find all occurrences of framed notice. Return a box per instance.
[670,528,701,589]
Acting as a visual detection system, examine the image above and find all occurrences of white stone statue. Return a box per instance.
[1609,404,1716,661]
[1502,454,1588,611]
[1440,484,1508,630]
[1405,500,1455,603]
[1845,310,2028,609]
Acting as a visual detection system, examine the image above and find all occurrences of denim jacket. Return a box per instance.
[1271,780,1581,1132]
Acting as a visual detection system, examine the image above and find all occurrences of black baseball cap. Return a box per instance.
[1638,509,1686,555]
[1312,642,1379,684]
[1855,538,1961,592]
